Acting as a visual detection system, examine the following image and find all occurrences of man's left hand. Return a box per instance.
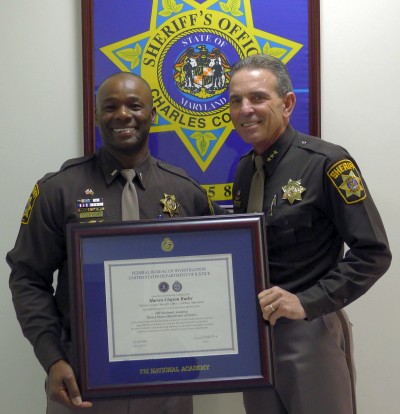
[258,286,306,326]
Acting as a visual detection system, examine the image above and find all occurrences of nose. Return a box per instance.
[115,104,132,119]
[240,98,254,115]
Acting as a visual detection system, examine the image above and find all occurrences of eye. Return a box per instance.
[229,96,241,105]
[129,103,142,111]
[253,94,265,103]
[103,104,117,112]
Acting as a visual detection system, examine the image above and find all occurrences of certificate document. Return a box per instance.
[104,254,238,362]
[68,214,272,398]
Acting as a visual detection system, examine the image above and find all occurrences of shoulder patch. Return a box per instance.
[21,184,40,224]
[327,159,366,204]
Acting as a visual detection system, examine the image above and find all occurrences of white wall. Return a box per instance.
[321,2,400,412]
[1,1,399,413]
[0,2,82,413]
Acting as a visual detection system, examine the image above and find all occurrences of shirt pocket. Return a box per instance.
[267,208,314,248]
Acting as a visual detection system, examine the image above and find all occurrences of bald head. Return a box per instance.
[96,72,154,112]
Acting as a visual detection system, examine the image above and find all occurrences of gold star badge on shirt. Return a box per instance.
[160,193,180,217]
[282,179,306,205]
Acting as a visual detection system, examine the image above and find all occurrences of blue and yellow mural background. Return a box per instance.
[91,0,313,204]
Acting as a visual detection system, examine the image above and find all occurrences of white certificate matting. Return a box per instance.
[104,254,238,362]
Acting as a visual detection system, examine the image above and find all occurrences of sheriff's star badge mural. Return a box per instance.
[100,0,303,172]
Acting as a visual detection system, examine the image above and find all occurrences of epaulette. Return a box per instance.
[41,154,96,184]
[154,158,210,196]
[293,132,347,162]
[293,133,366,204]
[60,154,96,170]
[155,159,186,176]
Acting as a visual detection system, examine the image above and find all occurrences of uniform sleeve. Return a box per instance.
[297,157,391,320]
[6,181,68,372]
[208,199,229,215]
[179,171,228,216]
[193,188,228,216]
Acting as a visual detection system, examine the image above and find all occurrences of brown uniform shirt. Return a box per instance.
[7,148,224,371]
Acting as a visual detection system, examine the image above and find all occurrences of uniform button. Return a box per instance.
[343,298,348,304]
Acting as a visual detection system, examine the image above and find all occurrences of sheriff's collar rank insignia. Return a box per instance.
[327,159,366,204]
[282,179,306,205]
[161,193,180,217]
[267,150,278,163]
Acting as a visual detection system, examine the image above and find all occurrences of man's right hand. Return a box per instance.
[47,359,93,409]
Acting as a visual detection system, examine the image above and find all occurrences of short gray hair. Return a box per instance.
[230,54,293,97]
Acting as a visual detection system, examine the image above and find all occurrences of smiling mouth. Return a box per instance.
[241,121,260,127]
[113,127,135,133]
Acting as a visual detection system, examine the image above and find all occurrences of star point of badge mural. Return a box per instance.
[160,193,180,217]
[339,171,363,197]
[282,179,306,205]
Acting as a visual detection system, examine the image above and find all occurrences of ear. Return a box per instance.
[283,92,296,118]
[151,106,157,124]
[94,104,99,127]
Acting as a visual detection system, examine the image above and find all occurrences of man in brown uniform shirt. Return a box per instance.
[229,54,391,414]
[7,72,223,413]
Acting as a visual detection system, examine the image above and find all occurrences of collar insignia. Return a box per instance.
[282,179,306,204]
[267,150,278,162]
[160,193,180,217]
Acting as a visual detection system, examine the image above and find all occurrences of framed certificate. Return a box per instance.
[67,214,272,399]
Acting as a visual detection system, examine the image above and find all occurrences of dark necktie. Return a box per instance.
[120,169,140,220]
[247,155,265,213]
